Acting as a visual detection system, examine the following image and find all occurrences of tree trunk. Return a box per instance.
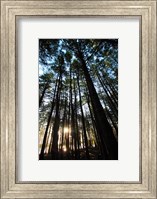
[61,96,67,159]
[101,69,118,100]
[51,69,62,160]
[39,79,58,160]
[74,77,80,159]
[66,94,70,159]
[97,72,118,117]
[86,95,104,157]
[103,99,118,136]
[98,71,118,105]
[39,83,49,107]
[69,66,75,159]
[77,72,90,159]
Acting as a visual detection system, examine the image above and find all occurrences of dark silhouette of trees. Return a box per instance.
[39,39,118,160]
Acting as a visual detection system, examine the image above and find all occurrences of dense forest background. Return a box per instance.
[39,39,118,160]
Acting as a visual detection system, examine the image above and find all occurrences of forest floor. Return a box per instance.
[42,147,103,160]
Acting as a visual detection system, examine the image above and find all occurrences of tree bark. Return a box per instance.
[77,72,90,159]
[51,68,63,160]
[39,79,58,160]
[39,82,49,107]
[74,77,80,159]
[61,96,67,159]
[97,72,118,116]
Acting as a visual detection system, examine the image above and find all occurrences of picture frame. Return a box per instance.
[0,0,156,198]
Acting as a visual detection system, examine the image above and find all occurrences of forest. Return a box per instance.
[39,39,118,160]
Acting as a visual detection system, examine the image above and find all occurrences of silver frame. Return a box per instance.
[0,1,156,198]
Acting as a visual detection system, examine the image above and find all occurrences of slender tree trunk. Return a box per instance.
[104,82,118,106]
[51,69,62,160]
[45,124,52,154]
[48,131,53,154]
[98,71,118,105]
[103,99,118,136]
[106,81,118,101]
[39,83,49,107]
[66,94,70,159]
[106,84,118,105]
[61,96,67,159]
[97,72,118,116]
[101,69,118,100]
[72,77,77,159]
[74,77,80,159]
[39,79,58,160]
[69,66,75,159]
[77,72,90,159]
[96,72,118,121]
[87,94,106,158]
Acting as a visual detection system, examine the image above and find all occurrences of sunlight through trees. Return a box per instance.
[39,39,118,160]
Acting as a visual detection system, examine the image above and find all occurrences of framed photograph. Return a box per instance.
[0,0,156,198]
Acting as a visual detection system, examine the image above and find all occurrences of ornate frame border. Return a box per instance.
[1,1,156,198]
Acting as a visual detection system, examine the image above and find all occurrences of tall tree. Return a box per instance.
[77,69,90,159]
[39,77,58,159]
[51,57,63,159]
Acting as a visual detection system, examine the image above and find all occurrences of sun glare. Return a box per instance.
[64,127,69,134]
